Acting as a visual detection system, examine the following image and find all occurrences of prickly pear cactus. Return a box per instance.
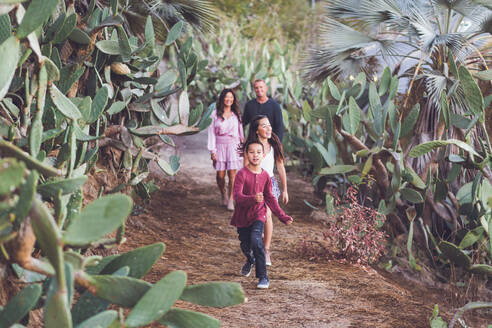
[0,0,243,326]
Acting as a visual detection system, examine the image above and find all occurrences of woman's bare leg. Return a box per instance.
[216,170,227,205]
[227,170,237,200]
[226,169,237,210]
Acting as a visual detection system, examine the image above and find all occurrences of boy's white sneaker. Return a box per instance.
[240,261,254,277]
[257,277,269,289]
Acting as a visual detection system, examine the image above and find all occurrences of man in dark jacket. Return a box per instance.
[242,79,284,141]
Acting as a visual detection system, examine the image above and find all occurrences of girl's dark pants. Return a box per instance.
[237,220,267,279]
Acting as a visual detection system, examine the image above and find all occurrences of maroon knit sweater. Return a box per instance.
[230,167,292,228]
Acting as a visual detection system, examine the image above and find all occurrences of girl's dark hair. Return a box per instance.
[243,115,285,162]
[216,88,241,122]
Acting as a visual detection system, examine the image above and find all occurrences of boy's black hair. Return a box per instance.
[241,139,264,154]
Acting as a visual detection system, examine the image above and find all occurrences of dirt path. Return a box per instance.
[119,131,450,328]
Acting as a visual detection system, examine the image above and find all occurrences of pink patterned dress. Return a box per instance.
[207,110,244,171]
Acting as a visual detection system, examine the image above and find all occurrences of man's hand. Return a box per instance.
[284,217,293,225]
[254,192,264,203]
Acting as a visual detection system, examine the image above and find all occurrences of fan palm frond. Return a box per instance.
[110,0,217,42]
[147,0,216,32]
[472,0,492,10]
[325,0,364,20]
[305,0,492,83]
[302,48,357,82]
[303,16,409,81]
[477,13,492,34]
[327,0,419,26]
[432,0,476,17]
[409,8,467,55]
[318,18,378,51]
[425,72,448,111]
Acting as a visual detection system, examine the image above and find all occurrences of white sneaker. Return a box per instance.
[227,198,234,211]
[257,277,269,289]
[265,249,272,266]
[221,195,228,206]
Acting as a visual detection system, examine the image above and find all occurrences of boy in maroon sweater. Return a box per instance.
[231,141,293,289]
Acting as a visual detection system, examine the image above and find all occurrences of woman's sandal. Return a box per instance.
[265,248,272,266]
[227,198,234,211]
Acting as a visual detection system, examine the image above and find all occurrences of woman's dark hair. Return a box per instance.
[216,88,241,122]
[243,115,285,162]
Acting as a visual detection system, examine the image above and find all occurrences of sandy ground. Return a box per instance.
[115,130,489,328]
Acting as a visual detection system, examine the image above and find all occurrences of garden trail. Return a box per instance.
[119,131,448,328]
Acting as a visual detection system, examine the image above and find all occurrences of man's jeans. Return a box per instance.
[237,220,267,279]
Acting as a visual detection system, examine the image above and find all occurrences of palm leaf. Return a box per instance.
[327,0,411,29]
[318,18,377,51]
[146,0,216,32]
[104,0,217,42]
[473,0,492,11]
[303,15,402,82]
[302,48,368,82]
[477,13,492,34]
[433,0,475,15]
[425,72,448,112]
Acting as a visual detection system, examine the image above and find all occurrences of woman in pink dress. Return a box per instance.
[207,88,244,211]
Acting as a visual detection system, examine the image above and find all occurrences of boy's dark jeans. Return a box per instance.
[237,220,267,279]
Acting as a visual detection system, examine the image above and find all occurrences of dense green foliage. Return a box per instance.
[0,0,244,326]
[296,1,492,324]
[214,0,312,44]
[299,0,492,282]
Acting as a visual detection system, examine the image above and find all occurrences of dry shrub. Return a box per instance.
[299,186,388,265]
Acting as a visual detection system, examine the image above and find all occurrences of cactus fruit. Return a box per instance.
[110,62,131,75]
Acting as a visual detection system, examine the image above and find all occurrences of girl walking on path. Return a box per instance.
[231,140,293,289]
[244,115,288,266]
[207,89,244,211]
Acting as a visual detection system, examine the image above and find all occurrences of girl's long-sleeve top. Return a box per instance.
[207,110,244,154]
[230,167,292,228]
